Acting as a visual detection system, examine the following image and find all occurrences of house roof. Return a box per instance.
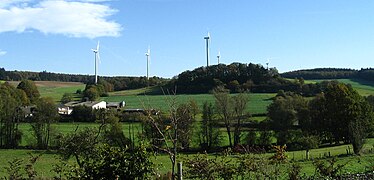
[64,101,105,107]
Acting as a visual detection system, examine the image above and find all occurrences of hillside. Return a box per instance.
[304,79,374,96]
[8,81,85,102]
[281,68,374,83]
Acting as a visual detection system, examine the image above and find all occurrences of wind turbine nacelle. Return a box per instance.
[204,36,210,39]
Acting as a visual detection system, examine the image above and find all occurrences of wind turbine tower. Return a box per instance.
[217,51,221,64]
[266,59,269,70]
[145,46,150,85]
[204,32,210,67]
[92,41,100,84]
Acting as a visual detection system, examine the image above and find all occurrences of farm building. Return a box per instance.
[106,101,126,109]
[58,101,107,115]
[64,101,107,109]
[57,104,73,115]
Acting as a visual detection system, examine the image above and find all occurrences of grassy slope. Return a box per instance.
[38,85,85,102]
[7,81,85,103]
[304,79,374,96]
[36,82,85,102]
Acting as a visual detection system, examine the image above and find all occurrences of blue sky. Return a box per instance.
[0,0,374,78]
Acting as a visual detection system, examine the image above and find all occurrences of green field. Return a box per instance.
[102,93,275,115]
[39,86,85,102]
[303,78,374,96]
[18,122,143,147]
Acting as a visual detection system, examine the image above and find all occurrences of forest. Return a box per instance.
[0,68,167,91]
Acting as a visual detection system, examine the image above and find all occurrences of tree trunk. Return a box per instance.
[226,125,232,147]
[234,118,241,146]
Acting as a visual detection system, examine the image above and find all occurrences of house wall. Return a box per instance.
[92,101,107,109]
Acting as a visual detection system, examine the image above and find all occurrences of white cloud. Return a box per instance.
[0,49,7,56]
[0,0,33,8]
[0,0,122,38]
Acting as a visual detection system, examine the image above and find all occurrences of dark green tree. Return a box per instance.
[31,97,58,149]
[83,87,99,101]
[199,101,221,150]
[0,83,26,148]
[60,93,73,104]
[70,105,94,122]
[267,93,308,146]
[17,80,40,103]
[310,83,373,154]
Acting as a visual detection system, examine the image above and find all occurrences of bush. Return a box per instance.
[312,158,345,178]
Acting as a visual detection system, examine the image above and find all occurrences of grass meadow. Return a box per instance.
[0,138,373,178]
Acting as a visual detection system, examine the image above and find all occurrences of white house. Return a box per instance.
[57,105,73,115]
[89,101,107,109]
[59,101,107,115]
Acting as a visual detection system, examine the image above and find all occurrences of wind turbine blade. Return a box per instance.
[97,41,100,52]
[98,52,101,64]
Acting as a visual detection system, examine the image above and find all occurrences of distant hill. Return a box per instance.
[281,68,357,79]
[281,68,374,82]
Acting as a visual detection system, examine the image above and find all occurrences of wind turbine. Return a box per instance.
[217,50,221,64]
[266,58,270,70]
[145,46,150,86]
[92,41,100,84]
[204,32,211,67]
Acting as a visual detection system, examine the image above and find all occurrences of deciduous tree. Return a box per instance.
[213,86,234,147]
[17,80,40,103]
[31,97,58,149]
[199,101,221,150]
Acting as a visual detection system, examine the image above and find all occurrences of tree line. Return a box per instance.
[0,68,167,91]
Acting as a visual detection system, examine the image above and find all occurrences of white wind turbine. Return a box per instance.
[204,32,211,67]
[145,46,150,84]
[217,50,221,64]
[92,41,100,84]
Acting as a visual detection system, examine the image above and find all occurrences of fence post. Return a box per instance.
[177,162,183,180]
